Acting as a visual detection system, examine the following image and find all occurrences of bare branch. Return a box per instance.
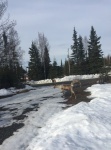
[0,0,8,19]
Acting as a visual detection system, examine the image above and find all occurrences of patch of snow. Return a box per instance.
[0,89,13,96]
[25,85,34,90]
[0,85,34,97]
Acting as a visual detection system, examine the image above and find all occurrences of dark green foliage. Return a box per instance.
[78,36,85,64]
[71,27,78,64]
[60,59,64,77]
[28,42,51,80]
[77,36,86,74]
[0,65,25,89]
[69,59,74,75]
[103,55,111,66]
[63,59,69,76]
[28,33,51,80]
[49,58,57,78]
[43,46,51,79]
[0,30,24,88]
[70,26,104,75]
[28,42,42,80]
[70,27,86,74]
[56,66,63,78]
[70,27,79,74]
[88,26,103,74]
[49,58,63,78]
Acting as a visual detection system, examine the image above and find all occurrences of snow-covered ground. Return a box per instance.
[0,75,111,150]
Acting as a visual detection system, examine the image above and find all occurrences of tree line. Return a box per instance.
[28,26,108,80]
[70,26,103,75]
[66,27,111,75]
[28,33,64,81]
[0,1,110,88]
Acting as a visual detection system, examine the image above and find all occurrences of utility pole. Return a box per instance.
[68,48,70,75]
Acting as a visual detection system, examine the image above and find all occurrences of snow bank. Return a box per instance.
[28,74,99,85]
[26,84,111,150]
[55,74,99,82]
[0,85,34,97]
[34,79,52,84]
[0,89,13,96]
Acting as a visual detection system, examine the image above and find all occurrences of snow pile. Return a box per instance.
[26,84,111,150]
[28,74,99,85]
[0,85,34,97]
[34,79,52,84]
[55,74,99,82]
[0,89,13,96]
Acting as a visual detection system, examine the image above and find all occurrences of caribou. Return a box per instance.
[54,79,81,99]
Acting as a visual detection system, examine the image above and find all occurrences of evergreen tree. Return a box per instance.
[28,42,41,80]
[67,49,71,75]
[78,36,85,63]
[63,59,69,76]
[60,59,63,77]
[52,58,57,77]
[88,26,103,74]
[54,59,64,78]
[34,33,51,79]
[44,45,50,79]
[70,59,75,75]
[70,27,81,74]
[104,55,111,66]
[71,27,78,64]
[78,35,85,74]
[49,58,58,79]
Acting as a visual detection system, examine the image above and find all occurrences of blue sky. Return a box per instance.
[7,0,111,67]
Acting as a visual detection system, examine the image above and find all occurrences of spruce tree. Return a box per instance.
[52,58,57,78]
[28,42,41,80]
[60,59,63,77]
[88,26,103,74]
[78,35,85,74]
[63,59,69,76]
[44,45,50,79]
[71,27,78,64]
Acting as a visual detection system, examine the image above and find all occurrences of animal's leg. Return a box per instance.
[71,86,76,99]
[80,82,81,87]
